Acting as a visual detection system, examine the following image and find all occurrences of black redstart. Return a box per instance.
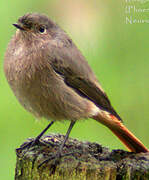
[4,13,148,156]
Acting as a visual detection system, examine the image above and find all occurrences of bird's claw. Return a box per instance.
[38,152,62,168]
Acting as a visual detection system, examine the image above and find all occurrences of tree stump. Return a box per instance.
[15,134,149,180]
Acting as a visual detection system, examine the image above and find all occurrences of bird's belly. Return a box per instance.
[10,75,94,121]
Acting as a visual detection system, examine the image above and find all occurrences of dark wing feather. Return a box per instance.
[47,40,122,121]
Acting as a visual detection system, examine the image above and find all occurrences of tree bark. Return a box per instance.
[15,134,149,180]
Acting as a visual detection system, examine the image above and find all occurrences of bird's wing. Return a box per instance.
[48,40,122,121]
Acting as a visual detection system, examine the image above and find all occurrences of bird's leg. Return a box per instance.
[33,121,55,144]
[58,121,76,156]
[39,121,76,168]
[17,121,54,150]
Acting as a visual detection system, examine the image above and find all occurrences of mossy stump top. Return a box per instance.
[15,134,149,180]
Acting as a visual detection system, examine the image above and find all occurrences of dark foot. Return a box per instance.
[17,121,55,152]
[38,151,61,168]
[38,151,77,173]
[38,121,76,173]
[16,121,55,153]
[37,151,61,174]
[16,138,42,157]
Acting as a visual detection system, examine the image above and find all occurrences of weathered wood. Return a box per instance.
[15,134,149,180]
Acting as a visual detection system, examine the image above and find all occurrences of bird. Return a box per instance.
[4,13,148,158]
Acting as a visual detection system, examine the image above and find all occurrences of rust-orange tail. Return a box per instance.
[93,113,149,153]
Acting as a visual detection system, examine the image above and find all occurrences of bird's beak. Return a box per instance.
[13,23,25,31]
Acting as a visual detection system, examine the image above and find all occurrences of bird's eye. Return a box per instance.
[39,26,46,34]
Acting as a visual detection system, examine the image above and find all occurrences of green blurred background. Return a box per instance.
[1,1,149,179]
